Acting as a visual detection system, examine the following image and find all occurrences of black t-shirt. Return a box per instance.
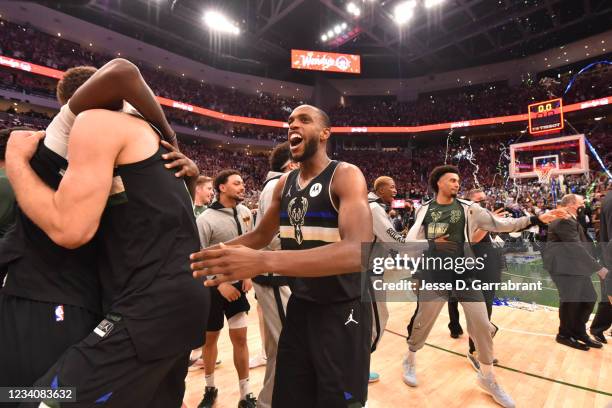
[0,142,101,314]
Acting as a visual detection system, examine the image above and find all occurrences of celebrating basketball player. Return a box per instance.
[191,104,374,407]
[5,75,207,406]
[402,165,567,408]
[0,58,192,400]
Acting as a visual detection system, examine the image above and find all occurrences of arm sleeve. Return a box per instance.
[470,204,532,233]
[44,103,77,159]
[371,204,406,243]
[196,215,212,249]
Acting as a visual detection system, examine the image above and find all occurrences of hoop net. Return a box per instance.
[535,163,555,184]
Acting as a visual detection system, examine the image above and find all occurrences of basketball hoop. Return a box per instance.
[535,164,555,184]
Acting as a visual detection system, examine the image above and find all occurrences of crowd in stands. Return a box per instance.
[0,67,287,141]
[1,17,611,134]
[1,17,610,228]
[2,107,609,220]
[0,19,298,121]
[329,66,612,126]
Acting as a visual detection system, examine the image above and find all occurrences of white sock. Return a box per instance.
[481,364,493,377]
[239,378,250,399]
[406,350,416,365]
[205,373,214,388]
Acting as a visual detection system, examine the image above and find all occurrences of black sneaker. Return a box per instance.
[578,335,603,349]
[590,331,607,344]
[450,329,463,339]
[197,387,218,408]
[238,393,257,408]
[555,334,590,351]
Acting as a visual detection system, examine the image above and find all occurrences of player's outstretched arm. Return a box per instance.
[191,163,374,284]
[69,58,177,147]
[6,111,123,249]
[470,203,568,233]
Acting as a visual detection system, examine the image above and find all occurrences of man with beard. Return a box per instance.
[191,104,373,408]
[195,170,255,408]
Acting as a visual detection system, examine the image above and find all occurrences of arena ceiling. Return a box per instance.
[35,0,612,83]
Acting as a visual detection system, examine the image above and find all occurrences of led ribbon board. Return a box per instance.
[2,56,610,133]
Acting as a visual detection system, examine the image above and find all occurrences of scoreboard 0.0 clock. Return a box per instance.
[528,98,564,135]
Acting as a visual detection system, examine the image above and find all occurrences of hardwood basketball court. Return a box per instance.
[184,293,611,407]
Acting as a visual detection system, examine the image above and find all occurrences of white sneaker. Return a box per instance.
[477,372,516,408]
[188,357,205,371]
[401,356,417,387]
[249,354,267,369]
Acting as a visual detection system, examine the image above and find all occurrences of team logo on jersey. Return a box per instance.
[309,183,322,197]
[427,223,448,239]
[54,305,64,322]
[288,196,308,244]
[450,209,462,223]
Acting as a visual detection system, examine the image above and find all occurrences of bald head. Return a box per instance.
[559,194,582,207]
[559,193,584,217]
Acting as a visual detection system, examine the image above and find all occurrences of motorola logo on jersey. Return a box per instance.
[309,183,322,197]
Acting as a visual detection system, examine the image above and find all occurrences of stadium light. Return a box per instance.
[424,0,444,8]
[203,10,240,35]
[321,22,349,42]
[394,1,416,25]
[347,2,361,17]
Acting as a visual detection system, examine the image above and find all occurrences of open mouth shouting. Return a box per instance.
[289,132,304,152]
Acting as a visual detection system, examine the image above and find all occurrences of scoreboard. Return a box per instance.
[528,98,564,135]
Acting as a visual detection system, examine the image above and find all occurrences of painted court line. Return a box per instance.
[385,328,612,397]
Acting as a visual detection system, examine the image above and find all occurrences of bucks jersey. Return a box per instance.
[280,161,361,304]
[96,140,208,361]
[0,142,101,314]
